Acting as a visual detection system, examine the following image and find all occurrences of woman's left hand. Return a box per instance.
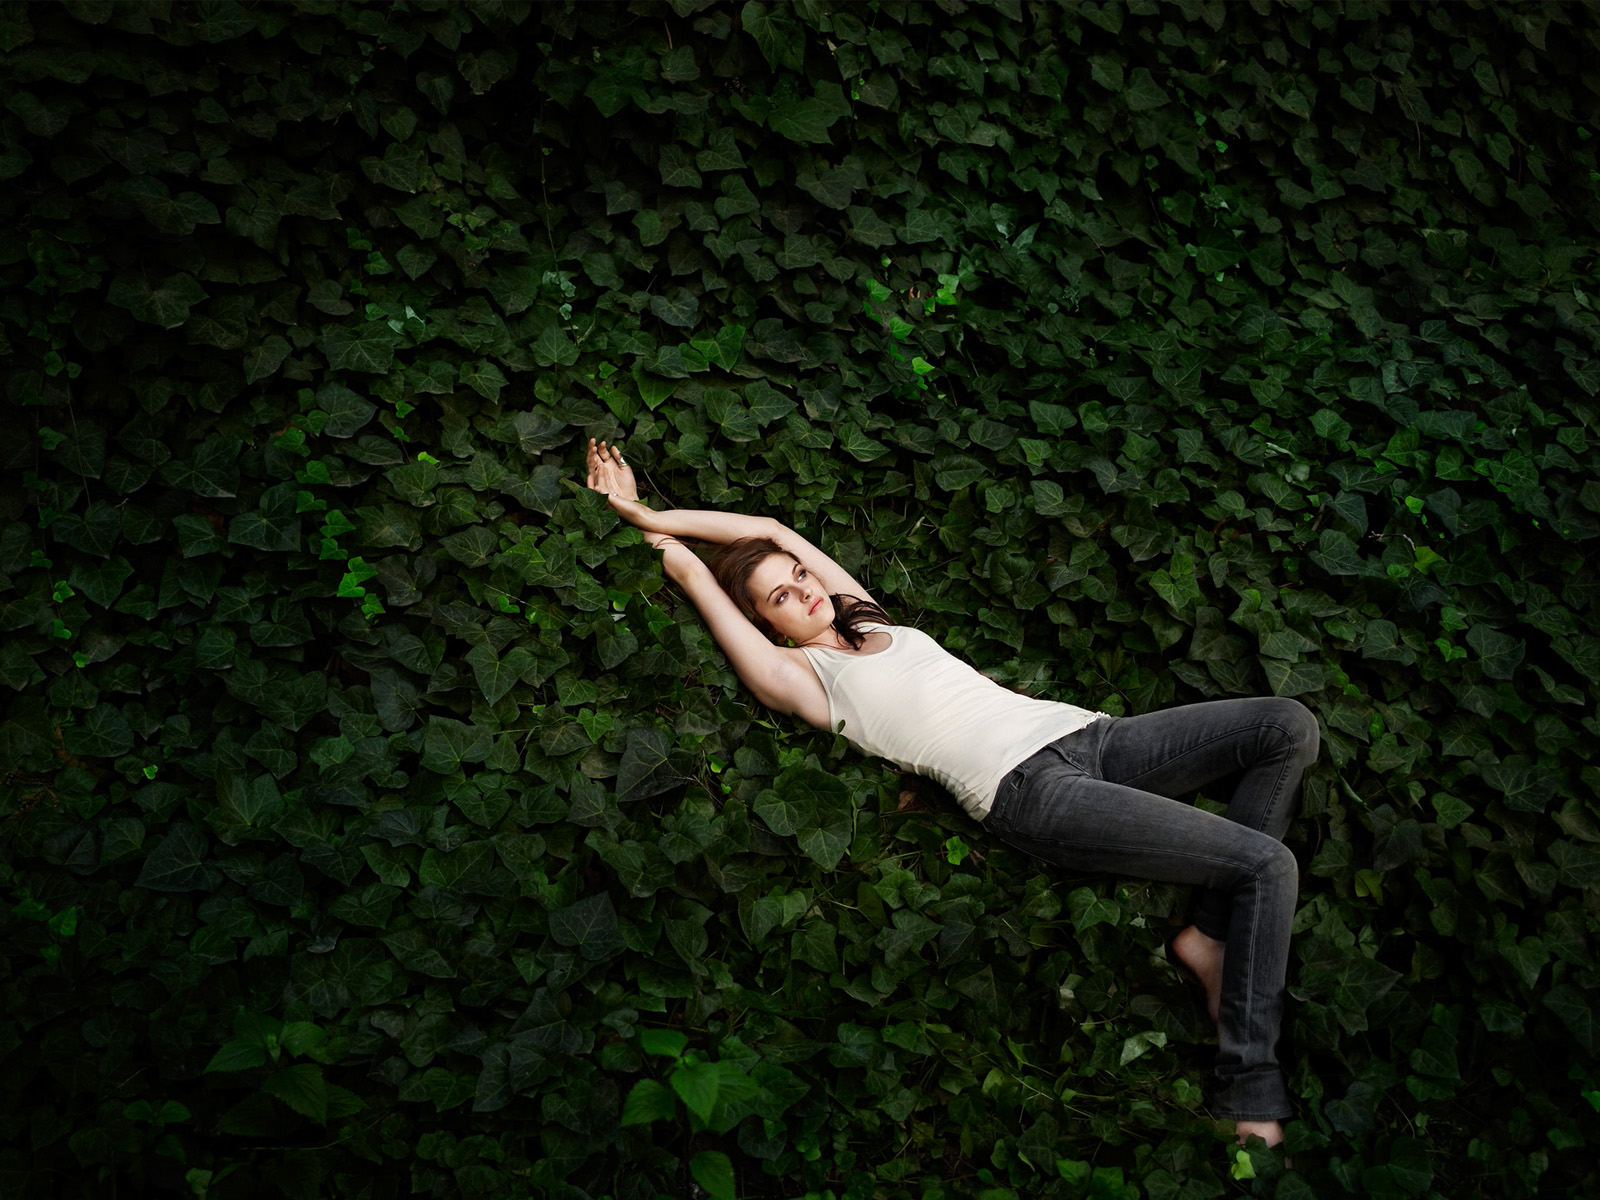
[586,438,639,508]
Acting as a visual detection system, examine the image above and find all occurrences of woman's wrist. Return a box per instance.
[608,494,654,527]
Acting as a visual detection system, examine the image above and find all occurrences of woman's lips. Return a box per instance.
[809,597,823,615]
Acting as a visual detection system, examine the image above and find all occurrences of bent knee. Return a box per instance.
[1258,842,1299,886]
[1265,698,1319,763]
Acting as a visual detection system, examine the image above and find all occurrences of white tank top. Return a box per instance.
[800,623,1107,819]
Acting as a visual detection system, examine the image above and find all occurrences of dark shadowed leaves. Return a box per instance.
[549,892,624,961]
[62,701,133,757]
[617,727,678,801]
[422,718,494,774]
[136,824,217,892]
[321,323,401,373]
[107,271,208,328]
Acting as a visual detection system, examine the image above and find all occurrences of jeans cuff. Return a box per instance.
[1205,1066,1292,1122]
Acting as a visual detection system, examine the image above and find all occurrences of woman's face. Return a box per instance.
[747,552,833,644]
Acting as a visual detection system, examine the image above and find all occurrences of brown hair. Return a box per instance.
[710,535,892,650]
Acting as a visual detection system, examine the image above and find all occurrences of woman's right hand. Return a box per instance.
[587,439,681,552]
[586,438,641,511]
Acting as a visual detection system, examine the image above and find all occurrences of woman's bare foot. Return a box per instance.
[1170,924,1224,1025]
[1234,1118,1284,1148]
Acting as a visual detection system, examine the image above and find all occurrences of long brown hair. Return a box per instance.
[710,536,892,650]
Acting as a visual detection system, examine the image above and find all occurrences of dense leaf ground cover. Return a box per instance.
[3,0,1599,1196]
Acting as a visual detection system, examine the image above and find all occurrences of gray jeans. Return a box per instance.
[982,697,1320,1121]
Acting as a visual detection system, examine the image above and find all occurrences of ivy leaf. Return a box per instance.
[54,502,123,557]
[1481,758,1556,813]
[460,361,509,401]
[317,385,378,437]
[107,271,209,328]
[741,0,804,72]
[534,325,580,366]
[649,289,700,329]
[243,335,292,385]
[465,643,534,705]
[417,843,495,894]
[791,919,837,972]
[205,1039,268,1074]
[1089,55,1125,90]
[442,525,500,568]
[220,774,283,828]
[1067,887,1120,932]
[857,72,899,109]
[135,824,215,892]
[1124,67,1171,111]
[121,177,222,234]
[796,820,852,871]
[933,454,987,491]
[1301,942,1403,1030]
[62,701,133,757]
[420,718,493,775]
[704,388,758,441]
[670,1060,721,1124]
[1409,1026,1459,1079]
[549,892,623,961]
[586,66,641,118]
[754,788,813,837]
[845,204,897,248]
[321,324,400,373]
[416,69,454,115]
[617,727,678,801]
[379,929,454,978]
[192,1,257,42]
[1542,984,1597,1054]
[228,484,302,552]
[689,1150,736,1200]
[262,1063,328,1124]
[1465,625,1524,679]
[876,909,940,966]
[0,642,44,691]
[658,144,702,188]
[1310,530,1364,575]
[744,380,794,426]
[1565,356,1600,397]
[620,1079,676,1126]
[1550,840,1600,888]
[768,83,851,144]
[695,128,746,171]
[160,436,242,498]
[638,1029,689,1058]
[1260,658,1325,698]
[797,157,865,209]
[1499,936,1549,989]
[838,422,890,462]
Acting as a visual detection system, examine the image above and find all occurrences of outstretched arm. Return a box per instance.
[585,438,878,606]
[584,440,831,725]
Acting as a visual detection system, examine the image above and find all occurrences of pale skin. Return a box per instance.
[584,438,1283,1150]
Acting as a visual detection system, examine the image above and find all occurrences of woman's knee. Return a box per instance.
[1254,842,1300,892]
[1263,698,1319,763]
[1223,838,1299,899]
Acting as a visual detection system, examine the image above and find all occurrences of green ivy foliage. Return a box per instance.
[3,1,1599,1197]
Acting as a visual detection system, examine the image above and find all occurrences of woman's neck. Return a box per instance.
[800,630,853,651]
